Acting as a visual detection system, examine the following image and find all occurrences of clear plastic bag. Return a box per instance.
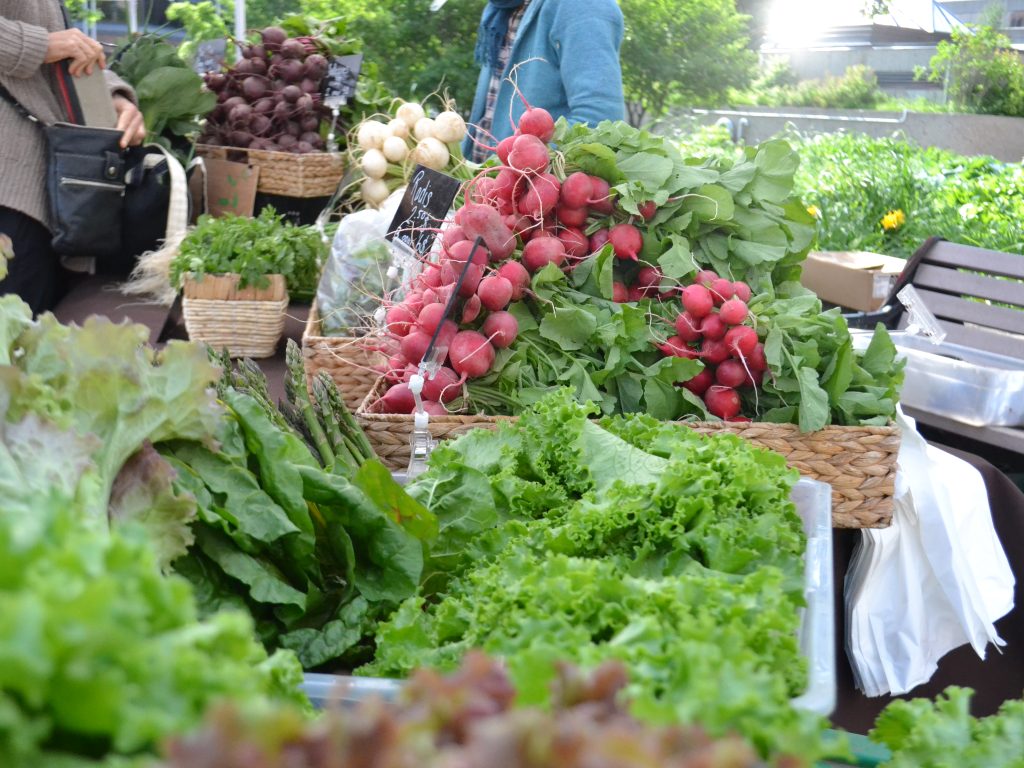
[316,188,406,336]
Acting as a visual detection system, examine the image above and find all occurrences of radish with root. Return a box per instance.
[507,134,550,174]
[478,275,514,311]
[588,176,615,214]
[482,311,518,348]
[704,385,741,419]
[380,382,416,414]
[560,172,593,209]
[497,260,530,299]
[518,106,555,142]
[608,223,642,261]
[449,331,496,379]
[460,203,517,261]
[517,173,561,219]
[522,235,566,272]
[558,227,589,260]
[422,366,461,403]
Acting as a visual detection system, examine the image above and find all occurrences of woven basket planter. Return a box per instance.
[195,144,346,198]
[301,301,385,411]
[182,273,288,359]
[356,376,900,529]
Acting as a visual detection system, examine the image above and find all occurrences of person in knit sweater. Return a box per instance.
[0,2,145,314]
[463,0,625,162]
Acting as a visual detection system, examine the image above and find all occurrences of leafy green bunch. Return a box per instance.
[170,208,327,300]
[110,34,216,158]
[0,296,306,767]
[364,389,828,761]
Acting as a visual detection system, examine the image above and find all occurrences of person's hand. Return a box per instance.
[113,96,146,148]
[44,29,105,76]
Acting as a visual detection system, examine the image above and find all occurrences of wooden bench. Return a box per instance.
[846,237,1024,455]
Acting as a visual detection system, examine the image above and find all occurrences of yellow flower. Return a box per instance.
[806,205,820,219]
[881,209,906,231]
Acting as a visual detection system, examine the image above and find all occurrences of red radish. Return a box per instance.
[674,312,702,342]
[732,281,752,302]
[421,287,440,306]
[710,278,735,305]
[522,236,566,272]
[507,134,550,174]
[636,265,662,295]
[422,366,461,403]
[459,203,517,261]
[380,383,416,414]
[681,284,714,319]
[418,302,447,335]
[449,331,496,378]
[694,269,718,287]
[704,385,741,419]
[497,261,530,300]
[700,338,730,365]
[421,400,448,415]
[443,225,468,250]
[421,265,443,288]
[748,342,767,371]
[588,176,614,215]
[385,355,408,384]
[435,284,456,307]
[556,204,588,228]
[715,359,748,388]
[719,298,748,326]
[517,172,561,219]
[482,310,519,349]
[658,335,698,358]
[478,275,514,311]
[728,415,752,423]
[404,291,424,315]
[608,223,642,261]
[558,227,589,260]
[560,172,594,209]
[725,325,757,357]
[518,107,555,142]
[612,281,629,302]
[627,286,646,302]
[446,238,489,266]
[401,330,433,364]
[638,201,657,220]
[496,134,517,165]
[469,177,496,205]
[699,313,727,341]
[492,168,519,202]
[385,305,415,337]
[682,368,713,396]
[461,294,482,323]
[589,228,610,253]
[449,262,482,298]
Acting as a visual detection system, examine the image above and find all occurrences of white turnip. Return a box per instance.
[382,135,409,162]
[361,149,388,180]
[413,117,436,141]
[433,111,467,143]
[396,101,426,129]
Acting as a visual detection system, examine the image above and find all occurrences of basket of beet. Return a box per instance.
[196,26,346,198]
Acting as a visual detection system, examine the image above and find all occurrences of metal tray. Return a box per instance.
[853,331,1024,426]
[301,478,836,717]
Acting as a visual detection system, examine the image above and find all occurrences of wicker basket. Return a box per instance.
[301,301,386,411]
[195,144,345,198]
[182,274,288,358]
[356,376,900,528]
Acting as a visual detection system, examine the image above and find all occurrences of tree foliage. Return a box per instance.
[619,0,756,127]
[925,15,1024,117]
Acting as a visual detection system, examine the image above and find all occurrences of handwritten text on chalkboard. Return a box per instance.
[386,166,461,257]
[322,54,364,107]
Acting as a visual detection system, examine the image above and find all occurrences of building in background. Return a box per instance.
[937,0,1024,44]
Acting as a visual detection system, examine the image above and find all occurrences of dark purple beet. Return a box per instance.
[294,93,313,112]
[223,96,246,111]
[233,58,255,76]
[303,54,327,80]
[279,39,306,59]
[299,131,322,146]
[300,114,320,133]
[249,114,272,136]
[284,120,302,138]
[299,77,319,95]
[216,90,231,104]
[228,103,253,124]
[282,85,303,104]
[229,130,253,147]
[270,53,283,67]
[261,26,287,51]
[249,57,267,76]
[203,135,224,147]
[277,134,298,149]
[253,97,275,115]
[205,72,227,92]
[250,44,267,60]
[295,140,315,154]
[273,58,304,84]
[273,100,293,120]
[241,77,266,101]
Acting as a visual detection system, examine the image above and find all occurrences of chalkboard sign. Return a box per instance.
[322,54,364,108]
[386,165,462,257]
[193,38,227,74]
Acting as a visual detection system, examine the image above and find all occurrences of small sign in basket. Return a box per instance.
[195,144,345,198]
[182,273,289,359]
[355,376,901,529]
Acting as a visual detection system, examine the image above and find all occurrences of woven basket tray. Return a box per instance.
[356,376,900,529]
[301,302,386,411]
[195,144,345,198]
[183,274,288,359]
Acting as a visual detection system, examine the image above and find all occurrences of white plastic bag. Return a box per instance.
[845,410,1015,696]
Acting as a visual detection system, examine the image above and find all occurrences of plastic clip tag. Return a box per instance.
[406,373,436,478]
[897,285,946,345]
[325,105,343,152]
[387,238,417,287]
[373,305,387,330]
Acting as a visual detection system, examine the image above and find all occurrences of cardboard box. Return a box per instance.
[800,251,906,312]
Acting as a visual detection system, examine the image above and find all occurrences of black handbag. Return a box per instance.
[0,79,187,275]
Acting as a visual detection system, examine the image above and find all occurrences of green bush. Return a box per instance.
[924,20,1024,116]
[736,64,884,110]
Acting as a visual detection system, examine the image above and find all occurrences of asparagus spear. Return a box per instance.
[319,370,375,462]
[285,339,335,470]
[312,375,359,470]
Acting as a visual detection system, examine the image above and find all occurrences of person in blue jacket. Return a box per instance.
[463,0,625,162]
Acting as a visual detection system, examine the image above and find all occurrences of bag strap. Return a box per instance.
[0,82,43,125]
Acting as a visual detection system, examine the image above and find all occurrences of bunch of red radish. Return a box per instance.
[658,271,766,421]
